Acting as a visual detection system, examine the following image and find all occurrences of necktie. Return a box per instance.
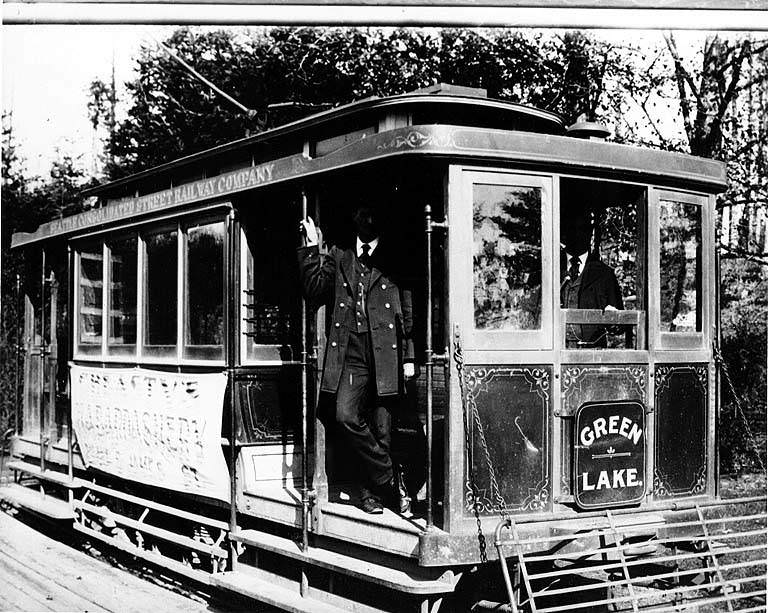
[568,255,581,282]
[360,243,371,267]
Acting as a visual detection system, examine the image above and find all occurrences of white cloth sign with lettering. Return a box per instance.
[70,365,230,501]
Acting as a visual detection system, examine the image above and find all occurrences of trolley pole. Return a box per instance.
[424,204,434,529]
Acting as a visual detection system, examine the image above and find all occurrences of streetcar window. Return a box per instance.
[473,183,542,331]
[560,178,646,350]
[185,221,225,359]
[144,228,178,355]
[77,245,104,350]
[659,199,702,333]
[107,236,138,355]
[240,198,300,363]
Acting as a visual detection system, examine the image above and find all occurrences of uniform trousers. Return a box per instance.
[335,330,394,488]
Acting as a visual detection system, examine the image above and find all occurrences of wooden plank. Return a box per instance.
[0,510,207,613]
[212,570,346,613]
[74,499,228,559]
[232,529,456,595]
[0,483,74,520]
[73,523,214,587]
[82,480,229,531]
[7,459,83,487]
[0,574,60,612]
[0,548,106,612]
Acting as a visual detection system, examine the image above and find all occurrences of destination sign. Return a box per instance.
[574,400,646,509]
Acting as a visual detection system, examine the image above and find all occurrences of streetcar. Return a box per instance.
[4,83,766,612]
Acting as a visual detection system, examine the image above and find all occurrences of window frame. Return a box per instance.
[649,188,710,351]
[239,224,300,366]
[74,242,106,357]
[183,217,226,361]
[451,167,554,351]
[105,235,139,358]
[72,211,228,365]
[141,223,181,359]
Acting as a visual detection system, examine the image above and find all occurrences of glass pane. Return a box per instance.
[145,230,178,347]
[78,248,103,345]
[659,201,702,333]
[186,221,224,357]
[473,183,542,331]
[241,205,301,362]
[108,237,137,348]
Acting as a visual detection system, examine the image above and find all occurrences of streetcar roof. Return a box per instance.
[11,85,727,249]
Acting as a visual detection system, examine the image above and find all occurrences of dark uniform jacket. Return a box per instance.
[561,252,624,345]
[298,243,414,397]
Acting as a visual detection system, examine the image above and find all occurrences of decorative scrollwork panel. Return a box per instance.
[653,364,708,498]
[463,365,551,516]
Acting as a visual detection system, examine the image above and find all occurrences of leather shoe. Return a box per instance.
[361,494,383,514]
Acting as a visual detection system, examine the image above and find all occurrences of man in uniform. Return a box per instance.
[298,207,414,515]
[560,209,623,347]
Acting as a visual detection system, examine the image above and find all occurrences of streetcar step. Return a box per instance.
[211,570,347,613]
[6,459,83,488]
[0,483,75,520]
[232,528,457,595]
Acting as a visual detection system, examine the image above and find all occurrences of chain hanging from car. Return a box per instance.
[453,326,511,563]
[713,342,766,472]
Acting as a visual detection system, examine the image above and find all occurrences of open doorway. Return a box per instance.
[310,158,447,523]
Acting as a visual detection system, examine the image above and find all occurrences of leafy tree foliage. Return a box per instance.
[1,113,92,435]
[97,28,627,179]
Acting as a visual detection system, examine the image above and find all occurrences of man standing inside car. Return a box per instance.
[298,206,413,515]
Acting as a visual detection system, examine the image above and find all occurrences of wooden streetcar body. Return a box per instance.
[4,85,766,612]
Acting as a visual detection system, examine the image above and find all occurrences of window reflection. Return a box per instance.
[145,230,178,348]
[473,184,542,331]
[659,201,702,333]
[78,248,103,345]
[108,237,137,349]
[186,221,224,358]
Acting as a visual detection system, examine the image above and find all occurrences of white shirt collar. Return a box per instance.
[356,236,379,257]
[566,251,589,277]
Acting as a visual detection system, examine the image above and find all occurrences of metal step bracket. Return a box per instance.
[494,496,767,612]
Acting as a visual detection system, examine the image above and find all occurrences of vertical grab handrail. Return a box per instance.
[424,204,434,529]
[15,272,22,442]
[67,246,74,482]
[225,208,239,571]
[300,191,310,554]
[39,248,47,474]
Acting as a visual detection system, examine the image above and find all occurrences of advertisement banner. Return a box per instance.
[70,364,230,501]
